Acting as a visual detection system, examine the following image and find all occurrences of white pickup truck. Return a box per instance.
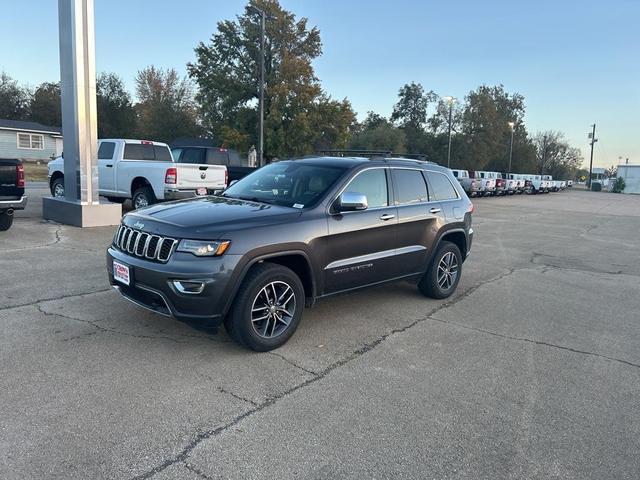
[450,169,481,197]
[48,139,227,208]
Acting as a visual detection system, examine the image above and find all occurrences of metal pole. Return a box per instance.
[508,127,514,175]
[588,123,596,189]
[258,11,265,167]
[446,101,453,168]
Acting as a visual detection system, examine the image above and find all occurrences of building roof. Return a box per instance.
[0,119,62,135]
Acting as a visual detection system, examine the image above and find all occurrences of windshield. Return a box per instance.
[222,162,347,208]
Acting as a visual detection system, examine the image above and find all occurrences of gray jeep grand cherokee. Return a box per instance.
[107,156,474,351]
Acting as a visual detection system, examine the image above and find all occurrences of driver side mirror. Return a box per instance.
[334,192,368,212]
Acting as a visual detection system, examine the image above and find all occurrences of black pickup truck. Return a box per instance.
[0,159,27,231]
[170,144,256,183]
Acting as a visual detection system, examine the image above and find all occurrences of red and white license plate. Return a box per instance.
[196,187,208,196]
[113,260,130,286]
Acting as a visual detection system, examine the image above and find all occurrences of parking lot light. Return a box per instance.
[508,121,515,175]
[444,96,456,168]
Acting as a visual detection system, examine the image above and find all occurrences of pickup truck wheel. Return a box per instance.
[419,241,462,299]
[132,186,156,209]
[225,263,304,351]
[0,210,13,231]
[51,178,65,198]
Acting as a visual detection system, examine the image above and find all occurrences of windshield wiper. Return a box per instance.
[231,195,273,205]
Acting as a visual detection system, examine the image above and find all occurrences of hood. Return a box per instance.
[123,196,302,239]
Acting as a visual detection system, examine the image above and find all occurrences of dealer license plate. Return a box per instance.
[113,260,130,286]
[196,187,208,196]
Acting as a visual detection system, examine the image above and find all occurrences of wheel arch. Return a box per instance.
[49,171,64,190]
[435,228,468,261]
[130,176,152,196]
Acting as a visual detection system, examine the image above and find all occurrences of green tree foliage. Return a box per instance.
[30,82,61,126]
[349,112,406,152]
[533,131,583,179]
[391,82,436,153]
[96,72,136,138]
[188,0,354,156]
[134,66,200,143]
[0,72,31,120]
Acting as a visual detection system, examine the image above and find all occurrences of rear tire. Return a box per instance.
[418,241,462,299]
[0,210,13,231]
[132,186,156,209]
[224,263,305,351]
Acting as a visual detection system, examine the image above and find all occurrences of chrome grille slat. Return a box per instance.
[112,225,177,263]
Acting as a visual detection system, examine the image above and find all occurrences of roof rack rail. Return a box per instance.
[389,152,430,161]
[318,149,391,158]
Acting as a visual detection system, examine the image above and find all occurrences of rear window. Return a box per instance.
[205,149,228,166]
[123,143,172,161]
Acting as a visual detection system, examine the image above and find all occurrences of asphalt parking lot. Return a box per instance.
[2,186,639,479]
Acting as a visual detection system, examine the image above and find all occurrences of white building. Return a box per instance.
[617,165,640,194]
[0,119,63,162]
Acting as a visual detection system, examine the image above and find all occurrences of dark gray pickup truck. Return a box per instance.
[0,159,27,231]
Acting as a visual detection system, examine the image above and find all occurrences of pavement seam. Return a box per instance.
[0,288,113,312]
[0,225,64,253]
[183,462,215,480]
[426,315,640,370]
[128,266,528,480]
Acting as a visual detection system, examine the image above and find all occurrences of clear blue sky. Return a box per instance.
[2,0,638,167]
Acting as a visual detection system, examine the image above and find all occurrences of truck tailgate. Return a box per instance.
[176,164,227,190]
[0,159,22,198]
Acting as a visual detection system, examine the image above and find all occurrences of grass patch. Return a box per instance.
[23,162,50,182]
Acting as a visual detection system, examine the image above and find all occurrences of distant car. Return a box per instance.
[170,145,256,184]
[0,159,27,231]
[48,139,227,209]
[451,168,481,197]
[567,180,573,188]
[107,155,474,351]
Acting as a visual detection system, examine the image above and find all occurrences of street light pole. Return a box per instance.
[507,121,515,175]
[588,123,597,189]
[444,96,456,168]
[248,5,267,167]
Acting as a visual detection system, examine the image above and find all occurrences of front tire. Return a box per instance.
[0,210,13,231]
[51,177,65,198]
[224,263,305,351]
[418,241,462,299]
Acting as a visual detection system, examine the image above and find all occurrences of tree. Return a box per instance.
[533,131,583,179]
[96,72,136,138]
[349,112,406,152]
[0,72,31,120]
[30,82,61,126]
[391,82,436,153]
[188,0,353,156]
[134,66,200,143]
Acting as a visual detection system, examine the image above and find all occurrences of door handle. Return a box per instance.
[379,213,395,221]
[429,207,442,214]
[106,164,113,168]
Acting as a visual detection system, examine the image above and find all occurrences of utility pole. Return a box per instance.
[588,124,597,189]
[540,134,547,175]
[444,96,456,168]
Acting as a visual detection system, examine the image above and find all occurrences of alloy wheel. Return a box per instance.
[53,183,64,198]
[134,194,148,209]
[250,281,296,338]
[437,251,459,291]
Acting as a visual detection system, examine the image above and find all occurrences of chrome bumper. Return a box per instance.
[0,195,27,210]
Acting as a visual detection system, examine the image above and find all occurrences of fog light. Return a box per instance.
[172,280,205,295]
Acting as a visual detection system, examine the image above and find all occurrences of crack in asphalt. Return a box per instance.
[0,225,64,253]
[267,351,318,376]
[0,288,113,312]
[128,266,528,480]
[216,386,258,407]
[427,316,640,369]
[183,462,215,480]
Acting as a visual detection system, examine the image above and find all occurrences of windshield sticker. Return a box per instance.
[293,203,304,209]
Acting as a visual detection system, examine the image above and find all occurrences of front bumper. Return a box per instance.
[0,195,27,210]
[107,246,243,330]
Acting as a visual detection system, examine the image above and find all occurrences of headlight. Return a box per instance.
[177,240,230,257]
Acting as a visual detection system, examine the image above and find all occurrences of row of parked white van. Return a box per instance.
[450,169,571,197]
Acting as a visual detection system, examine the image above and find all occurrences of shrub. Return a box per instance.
[612,177,626,193]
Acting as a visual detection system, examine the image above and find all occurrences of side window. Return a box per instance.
[205,149,227,165]
[392,169,428,205]
[181,148,205,164]
[154,146,172,161]
[343,169,388,208]
[142,144,156,160]
[452,170,459,178]
[97,142,115,160]
[123,144,144,159]
[426,172,459,201]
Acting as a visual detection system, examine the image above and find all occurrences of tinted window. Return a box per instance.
[344,169,388,208]
[223,162,346,209]
[426,172,459,201]
[98,142,115,160]
[123,144,144,160]
[205,149,227,165]
[452,170,459,178]
[171,148,183,161]
[154,146,172,161]
[180,148,205,164]
[393,169,428,204]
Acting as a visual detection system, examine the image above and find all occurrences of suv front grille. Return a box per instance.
[113,225,178,263]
